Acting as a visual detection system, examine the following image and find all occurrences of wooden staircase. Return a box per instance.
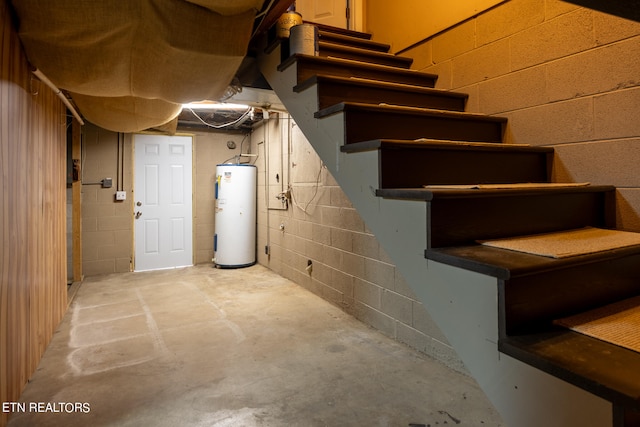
[258,23,640,427]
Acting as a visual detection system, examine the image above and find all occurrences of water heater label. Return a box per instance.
[224,172,232,182]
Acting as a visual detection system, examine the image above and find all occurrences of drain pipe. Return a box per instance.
[32,68,84,125]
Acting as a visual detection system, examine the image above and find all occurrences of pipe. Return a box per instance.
[32,68,85,125]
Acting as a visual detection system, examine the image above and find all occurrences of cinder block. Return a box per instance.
[323,245,342,270]
[457,83,480,113]
[329,187,352,208]
[363,258,395,288]
[354,278,382,309]
[432,20,476,63]
[341,252,364,278]
[395,322,429,353]
[393,272,417,299]
[331,268,354,298]
[616,189,640,232]
[594,11,640,45]
[451,38,510,88]
[196,249,211,265]
[297,219,313,240]
[83,259,116,276]
[594,87,640,140]
[311,223,331,245]
[97,215,131,231]
[311,261,332,285]
[98,244,128,260]
[479,66,547,114]
[83,230,115,249]
[553,138,640,187]
[381,289,413,325]
[338,207,366,232]
[315,278,345,308]
[330,228,353,252]
[511,8,594,71]
[304,239,324,261]
[82,217,98,232]
[506,97,593,145]
[116,257,131,273]
[319,205,341,228]
[476,0,545,46]
[406,40,432,71]
[82,245,98,262]
[424,60,453,89]
[378,245,394,265]
[546,38,640,102]
[352,232,379,259]
[545,0,581,20]
[352,301,395,338]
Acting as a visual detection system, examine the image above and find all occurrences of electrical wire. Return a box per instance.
[221,133,254,164]
[186,107,254,129]
[290,160,324,214]
[252,0,278,38]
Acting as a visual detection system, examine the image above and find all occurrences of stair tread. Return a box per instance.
[316,101,508,122]
[500,329,640,409]
[279,54,438,87]
[425,239,640,280]
[304,21,372,39]
[340,138,554,153]
[295,74,468,98]
[317,30,391,52]
[296,75,468,111]
[319,41,413,68]
[376,184,615,201]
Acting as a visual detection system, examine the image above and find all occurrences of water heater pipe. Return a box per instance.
[32,68,85,125]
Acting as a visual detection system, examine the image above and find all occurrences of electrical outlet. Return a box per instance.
[115,191,126,201]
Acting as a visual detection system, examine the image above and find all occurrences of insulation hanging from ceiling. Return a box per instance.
[10,0,265,132]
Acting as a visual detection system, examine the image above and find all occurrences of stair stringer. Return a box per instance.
[259,47,612,427]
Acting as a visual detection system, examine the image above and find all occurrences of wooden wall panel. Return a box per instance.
[1,2,68,426]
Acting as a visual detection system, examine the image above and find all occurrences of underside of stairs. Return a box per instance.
[258,22,640,427]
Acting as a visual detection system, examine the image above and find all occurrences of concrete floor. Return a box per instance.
[8,264,503,426]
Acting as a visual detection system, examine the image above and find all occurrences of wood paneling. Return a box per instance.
[1,2,68,425]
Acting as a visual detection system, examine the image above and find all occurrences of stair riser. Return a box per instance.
[501,252,640,336]
[310,80,467,111]
[428,190,615,248]
[336,109,505,144]
[318,42,413,68]
[379,148,550,188]
[283,56,437,87]
[318,31,390,52]
[308,22,373,40]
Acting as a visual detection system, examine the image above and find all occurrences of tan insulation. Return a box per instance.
[71,94,183,134]
[10,0,264,132]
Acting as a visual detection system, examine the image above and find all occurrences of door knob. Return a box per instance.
[135,211,142,219]
[136,201,142,206]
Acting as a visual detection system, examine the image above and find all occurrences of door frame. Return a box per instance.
[132,132,195,272]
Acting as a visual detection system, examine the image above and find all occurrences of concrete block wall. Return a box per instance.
[80,123,249,275]
[81,125,133,276]
[403,0,640,232]
[252,114,466,373]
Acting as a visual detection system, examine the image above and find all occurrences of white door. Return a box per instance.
[134,134,193,272]
[296,0,350,29]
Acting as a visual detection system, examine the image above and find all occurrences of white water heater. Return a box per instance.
[213,164,257,268]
